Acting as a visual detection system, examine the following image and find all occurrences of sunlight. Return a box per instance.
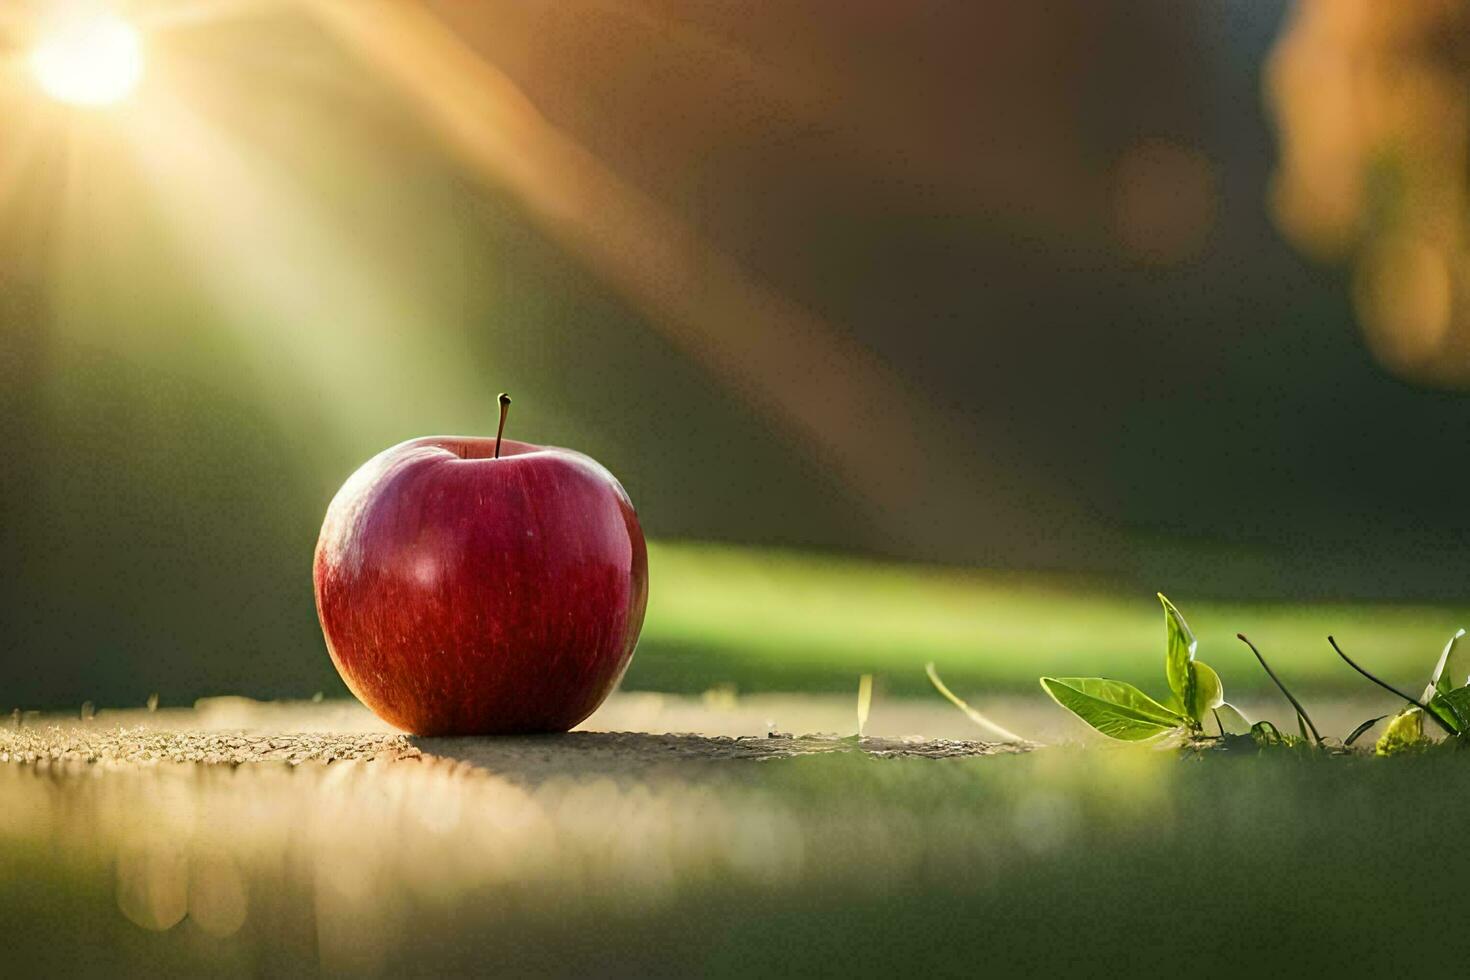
[109,86,491,445]
[1,0,493,457]
[29,7,144,107]
[311,1,941,525]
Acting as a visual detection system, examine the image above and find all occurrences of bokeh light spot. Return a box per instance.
[30,10,144,108]
[1353,235,1454,371]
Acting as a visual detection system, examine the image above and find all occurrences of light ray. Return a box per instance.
[311,0,933,518]
[113,86,489,443]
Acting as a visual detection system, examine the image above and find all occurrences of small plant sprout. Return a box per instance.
[925,663,1029,744]
[1344,714,1390,748]
[1235,633,1322,747]
[856,674,873,738]
[1330,630,1470,755]
[1421,628,1467,703]
[1040,594,1250,742]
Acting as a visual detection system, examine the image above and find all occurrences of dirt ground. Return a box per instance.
[0,685,1391,773]
[0,724,1019,771]
[0,692,1031,772]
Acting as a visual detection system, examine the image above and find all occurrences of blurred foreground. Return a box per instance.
[5,697,1470,976]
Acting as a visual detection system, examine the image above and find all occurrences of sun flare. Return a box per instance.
[29,9,144,107]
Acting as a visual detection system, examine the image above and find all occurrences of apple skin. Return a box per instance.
[313,435,648,735]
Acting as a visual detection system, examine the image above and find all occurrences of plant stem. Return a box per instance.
[1328,636,1457,736]
[494,392,512,459]
[1344,714,1389,747]
[925,663,1028,744]
[1236,633,1322,744]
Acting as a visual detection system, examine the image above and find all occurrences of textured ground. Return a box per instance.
[0,725,1019,770]
[0,728,419,766]
[0,690,1032,771]
[0,684,1394,772]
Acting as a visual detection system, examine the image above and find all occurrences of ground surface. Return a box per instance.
[8,693,1470,977]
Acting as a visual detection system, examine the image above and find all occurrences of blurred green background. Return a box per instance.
[2,0,1468,708]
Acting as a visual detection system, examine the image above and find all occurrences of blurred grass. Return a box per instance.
[629,541,1468,696]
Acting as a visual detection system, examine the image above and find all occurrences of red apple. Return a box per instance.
[313,396,648,735]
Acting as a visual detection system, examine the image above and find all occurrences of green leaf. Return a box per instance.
[1375,708,1428,756]
[1344,715,1388,747]
[1040,677,1185,741]
[1429,685,1470,735]
[1214,701,1252,735]
[1425,696,1463,735]
[1159,594,1197,712]
[1250,720,1289,748]
[1187,660,1225,726]
[1426,628,1466,700]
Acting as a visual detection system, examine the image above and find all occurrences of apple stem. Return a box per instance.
[495,392,512,459]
